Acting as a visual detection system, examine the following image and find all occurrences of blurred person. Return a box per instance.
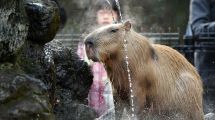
[96,3,118,25]
[77,0,120,118]
[189,0,215,36]
[188,0,215,114]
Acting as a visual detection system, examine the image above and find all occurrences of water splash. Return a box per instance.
[44,46,53,64]
[105,0,123,23]
[114,0,123,22]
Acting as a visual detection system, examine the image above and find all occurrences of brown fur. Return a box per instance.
[84,21,204,120]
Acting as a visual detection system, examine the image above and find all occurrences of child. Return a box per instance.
[77,0,120,118]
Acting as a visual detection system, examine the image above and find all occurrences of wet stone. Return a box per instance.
[24,0,60,44]
[54,98,96,120]
[0,0,28,62]
[45,41,96,119]
[0,69,54,120]
[0,0,96,119]
[19,40,96,119]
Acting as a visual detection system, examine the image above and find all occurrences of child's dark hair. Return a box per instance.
[94,0,121,19]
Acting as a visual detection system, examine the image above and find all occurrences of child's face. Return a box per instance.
[96,9,118,25]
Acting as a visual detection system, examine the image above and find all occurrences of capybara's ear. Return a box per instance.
[123,21,131,31]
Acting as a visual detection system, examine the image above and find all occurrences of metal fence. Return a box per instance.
[54,32,181,49]
[54,34,83,50]
[141,32,180,46]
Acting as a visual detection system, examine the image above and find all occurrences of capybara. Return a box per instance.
[84,21,204,120]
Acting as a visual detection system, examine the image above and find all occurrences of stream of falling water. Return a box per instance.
[114,0,136,119]
[105,0,137,119]
[114,0,123,22]
[123,37,136,120]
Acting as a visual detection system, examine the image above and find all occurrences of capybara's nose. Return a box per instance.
[85,37,94,48]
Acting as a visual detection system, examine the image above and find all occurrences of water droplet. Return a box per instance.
[123,36,136,117]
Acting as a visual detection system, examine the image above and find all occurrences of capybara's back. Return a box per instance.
[149,44,203,119]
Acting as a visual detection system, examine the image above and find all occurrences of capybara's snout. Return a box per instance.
[84,36,99,62]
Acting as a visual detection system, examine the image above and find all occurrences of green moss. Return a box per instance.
[44,6,60,43]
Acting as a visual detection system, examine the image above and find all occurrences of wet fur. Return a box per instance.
[85,22,204,119]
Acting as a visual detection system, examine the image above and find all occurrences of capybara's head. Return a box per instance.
[84,21,131,63]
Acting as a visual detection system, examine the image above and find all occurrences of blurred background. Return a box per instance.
[57,0,189,34]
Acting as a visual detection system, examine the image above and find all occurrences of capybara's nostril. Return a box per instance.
[85,41,94,48]
[85,37,94,48]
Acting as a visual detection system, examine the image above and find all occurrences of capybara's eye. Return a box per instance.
[110,28,119,33]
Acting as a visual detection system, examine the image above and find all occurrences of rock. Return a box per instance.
[24,0,60,44]
[0,1,54,119]
[0,68,54,120]
[45,41,93,102]
[0,0,28,62]
[0,0,96,119]
[45,41,96,119]
[54,101,96,120]
[19,40,96,119]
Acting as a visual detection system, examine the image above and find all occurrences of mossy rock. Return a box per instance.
[0,69,54,120]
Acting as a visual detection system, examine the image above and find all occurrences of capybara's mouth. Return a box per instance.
[85,43,99,62]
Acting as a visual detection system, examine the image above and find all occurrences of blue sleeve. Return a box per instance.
[190,0,215,36]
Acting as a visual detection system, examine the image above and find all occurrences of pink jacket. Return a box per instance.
[77,42,114,117]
